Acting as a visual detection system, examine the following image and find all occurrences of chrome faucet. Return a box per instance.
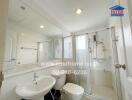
[33,73,38,85]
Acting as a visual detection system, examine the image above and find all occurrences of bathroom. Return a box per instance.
[1,0,132,100]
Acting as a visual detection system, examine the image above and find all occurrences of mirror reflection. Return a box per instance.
[4,0,64,73]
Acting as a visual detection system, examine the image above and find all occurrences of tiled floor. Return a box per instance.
[91,86,117,100]
[82,86,117,100]
[58,85,117,100]
[82,95,91,100]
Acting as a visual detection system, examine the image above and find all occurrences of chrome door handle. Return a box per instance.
[121,64,126,70]
[115,64,121,69]
[115,64,126,70]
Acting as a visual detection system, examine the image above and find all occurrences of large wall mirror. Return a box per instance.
[4,0,65,74]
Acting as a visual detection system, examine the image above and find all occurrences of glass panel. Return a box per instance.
[64,37,72,59]
[75,30,119,100]
[90,31,118,100]
[76,35,92,94]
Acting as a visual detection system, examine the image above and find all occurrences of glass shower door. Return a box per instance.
[75,29,120,100]
[76,35,92,94]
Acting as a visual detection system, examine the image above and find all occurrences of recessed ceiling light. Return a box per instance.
[40,25,44,29]
[76,9,82,15]
[21,33,24,36]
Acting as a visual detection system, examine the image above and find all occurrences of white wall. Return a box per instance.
[0,0,9,70]
[0,0,9,88]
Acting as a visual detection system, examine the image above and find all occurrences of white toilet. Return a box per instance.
[51,71,84,100]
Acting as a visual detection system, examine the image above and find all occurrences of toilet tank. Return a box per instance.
[51,71,66,90]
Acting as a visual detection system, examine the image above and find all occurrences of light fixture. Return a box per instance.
[21,33,24,36]
[76,8,82,15]
[40,25,44,29]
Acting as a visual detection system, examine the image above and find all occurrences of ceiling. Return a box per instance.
[8,0,64,36]
[8,0,111,36]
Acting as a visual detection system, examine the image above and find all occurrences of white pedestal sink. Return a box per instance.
[15,76,56,100]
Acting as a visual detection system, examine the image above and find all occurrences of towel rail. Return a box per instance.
[20,47,38,50]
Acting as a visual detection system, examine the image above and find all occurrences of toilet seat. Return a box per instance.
[63,83,84,95]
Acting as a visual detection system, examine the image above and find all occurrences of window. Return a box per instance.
[54,38,62,59]
[76,35,86,50]
[64,37,72,59]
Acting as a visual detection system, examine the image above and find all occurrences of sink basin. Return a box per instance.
[16,75,56,100]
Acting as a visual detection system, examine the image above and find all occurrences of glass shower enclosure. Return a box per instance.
[75,28,120,100]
